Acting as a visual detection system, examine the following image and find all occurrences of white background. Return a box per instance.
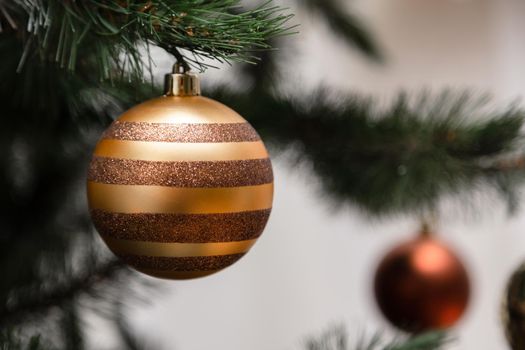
[87,0,525,349]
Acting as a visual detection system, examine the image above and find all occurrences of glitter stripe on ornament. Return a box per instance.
[103,121,261,143]
[102,236,257,257]
[88,157,273,187]
[134,269,219,279]
[120,253,245,271]
[119,96,245,124]
[93,139,269,162]
[90,209,271,242]
[87,182,274,214]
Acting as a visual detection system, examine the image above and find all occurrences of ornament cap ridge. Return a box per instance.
[164,63,201,97]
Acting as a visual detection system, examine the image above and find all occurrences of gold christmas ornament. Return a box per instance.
[87,64,273,279]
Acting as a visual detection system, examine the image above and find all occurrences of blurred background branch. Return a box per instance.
[304,326,451,350]
[1,259,125,328]
[212,88,525,215]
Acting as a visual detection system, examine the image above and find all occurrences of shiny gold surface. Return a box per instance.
[164,69,201,96]
[94,140,269,161]
[102,236,257,257]
[87,182,274,214]
[119,96,245,124]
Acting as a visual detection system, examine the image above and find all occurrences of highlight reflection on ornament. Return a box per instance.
[87,64,274,280]
[373,234,470,333]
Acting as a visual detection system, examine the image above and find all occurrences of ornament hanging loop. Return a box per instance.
[164,62,200,97]
[419,221,432,238]
[173,62,189,74]
[418,208,439,238]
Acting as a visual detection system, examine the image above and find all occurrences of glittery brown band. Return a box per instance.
[91,209,271,243]
[134,269,218,280]
[88,157,273,187]
[103,236,257,257]
[103,121,260,143]
[120,253,245,271]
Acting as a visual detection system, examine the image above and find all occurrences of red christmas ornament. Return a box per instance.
[373,233,470,333]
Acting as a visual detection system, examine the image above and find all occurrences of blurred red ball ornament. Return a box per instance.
[373,233,470,333]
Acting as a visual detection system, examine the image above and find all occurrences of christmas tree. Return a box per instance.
[1,1,524,349]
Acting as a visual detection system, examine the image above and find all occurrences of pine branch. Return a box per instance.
[0,260,126,327]
[2,0,294,78]
[0,31,154,341]
[114,304,159,350]
[210,88,525,215]
[386,332,451,350]
[0,330,49,350]
[301,0,381,60]
[305,326,451,350]
[60,302,84,350]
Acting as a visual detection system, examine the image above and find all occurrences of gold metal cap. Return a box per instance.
[164,63,201,97]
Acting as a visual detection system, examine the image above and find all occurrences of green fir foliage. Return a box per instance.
[1,0,293,77]
[302,0,381,60]
[0,331,48,350]
[305,326,450,350]
[212,89,525,215]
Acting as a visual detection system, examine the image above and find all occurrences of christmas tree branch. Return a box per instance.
[305,325,451,350]
[301,0,381,60]
[0,260,126,327]
[0,330,47,350]
[2,0,294,78]
[239,0,381,92]
[211,88,525,215]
